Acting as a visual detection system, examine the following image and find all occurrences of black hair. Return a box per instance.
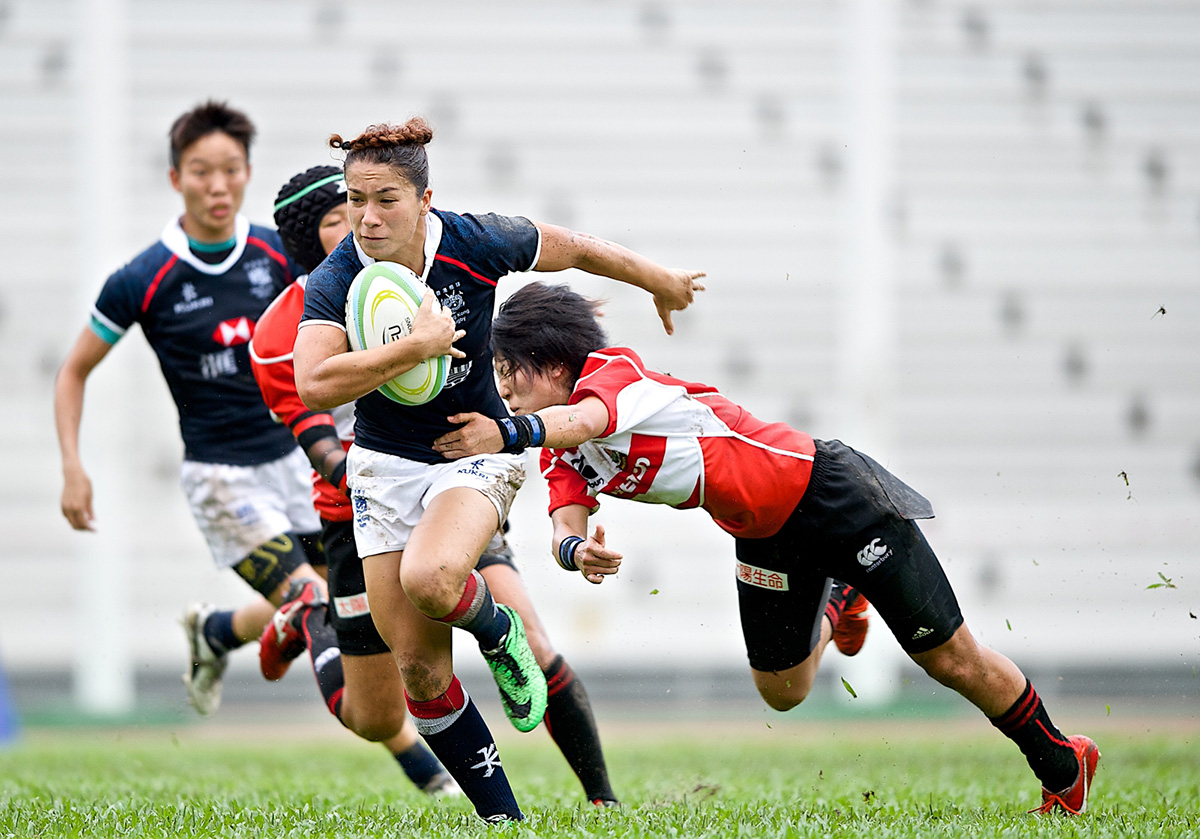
[492,282,608,386]
[168,100,255,169]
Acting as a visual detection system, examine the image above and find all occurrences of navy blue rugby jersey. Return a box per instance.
[302,209,541,463]
[90,216,302,465]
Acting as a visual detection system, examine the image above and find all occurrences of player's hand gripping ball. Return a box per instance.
[345,261,451,405]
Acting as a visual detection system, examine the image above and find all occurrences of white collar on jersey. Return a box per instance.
[160,215,251,275]
[351,211,443,285]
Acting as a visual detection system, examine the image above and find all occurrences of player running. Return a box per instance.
[432,281,1101,817]
[292,117,702,822]
[54,102,325,716]
[251,165,617,803]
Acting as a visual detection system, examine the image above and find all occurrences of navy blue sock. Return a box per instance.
[202,610,242,655]
[437,570,511,651]
[394,741,447,789]
[407,676,522,822]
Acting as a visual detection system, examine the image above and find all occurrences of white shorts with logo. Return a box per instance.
[180,446,321,569]
[346,444,526,558]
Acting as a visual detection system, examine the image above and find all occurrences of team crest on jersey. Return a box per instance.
[245,258,276,300]
[212,317,254,347]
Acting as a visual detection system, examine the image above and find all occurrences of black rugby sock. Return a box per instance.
[301,606,345,719]
[989,679,1079,792]
[543,655,617,803]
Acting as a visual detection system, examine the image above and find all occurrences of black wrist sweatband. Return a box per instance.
[557,536,584,572]
[329,460,347,495]
[495,413,547,453]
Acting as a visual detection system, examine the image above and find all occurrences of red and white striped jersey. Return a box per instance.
[540,348,815,539]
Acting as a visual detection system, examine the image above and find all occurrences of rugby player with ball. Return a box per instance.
[251,166,619,806]
[293,117,702,823]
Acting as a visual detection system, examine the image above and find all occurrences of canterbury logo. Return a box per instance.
[856,537,890,567]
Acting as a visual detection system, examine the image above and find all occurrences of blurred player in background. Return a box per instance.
[54,101,325,717]
[292,118,702,822]
[433,281,1101,817]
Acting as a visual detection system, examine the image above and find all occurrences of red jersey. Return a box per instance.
[540,348,815,539]
[250,278,355,521]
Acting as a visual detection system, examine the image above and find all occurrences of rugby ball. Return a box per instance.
[345,261,451,406]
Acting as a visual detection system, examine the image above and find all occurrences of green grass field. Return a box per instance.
[0,716,1195,838]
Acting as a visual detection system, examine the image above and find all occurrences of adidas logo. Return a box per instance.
[911,626,935,641]
[856,537,891,567]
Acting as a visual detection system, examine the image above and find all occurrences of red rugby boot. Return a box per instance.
[830,585,870,657]
[258,578,326,681]
[1030,734,1100,815]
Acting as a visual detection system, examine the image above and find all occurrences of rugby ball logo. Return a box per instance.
[345,262,450,406]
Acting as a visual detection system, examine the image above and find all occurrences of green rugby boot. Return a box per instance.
[481,604,547,732]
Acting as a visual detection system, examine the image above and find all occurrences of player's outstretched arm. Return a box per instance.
[436,398,610,459]
[533,222,704,335]
[54,328,113,531]
[552,507,622,585]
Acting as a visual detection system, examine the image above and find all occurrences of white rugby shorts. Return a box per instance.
[180,446,321,568]
[346,444,526,558]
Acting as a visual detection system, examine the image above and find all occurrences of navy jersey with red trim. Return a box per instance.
[89,216,301,465]
[302,209,540,462]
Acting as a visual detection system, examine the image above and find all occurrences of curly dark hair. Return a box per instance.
[329,116,433,193]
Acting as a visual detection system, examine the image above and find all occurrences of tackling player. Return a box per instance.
[54,101,325,716]
[432,281,1101,817]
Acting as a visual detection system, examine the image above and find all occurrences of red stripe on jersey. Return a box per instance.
[140,254,178,313]
[247,236,291,275]
[292,412,336,437]
[434,253,498,286]
[605,435,667,499]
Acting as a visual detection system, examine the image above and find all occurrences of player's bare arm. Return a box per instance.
[436,397,610,459]
[54,328,114,531]
[296,293,465,411]
[532,222,704,335]
[552,507,621,585]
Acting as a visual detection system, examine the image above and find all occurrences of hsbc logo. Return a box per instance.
[212,317,254,347]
